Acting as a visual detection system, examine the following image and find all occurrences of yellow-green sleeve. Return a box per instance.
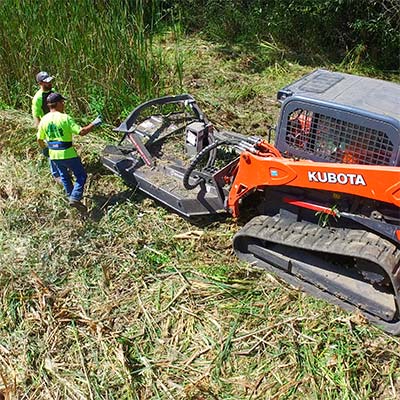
[65,115,81,135]
[32,91,43,118]
[37,121,46,140]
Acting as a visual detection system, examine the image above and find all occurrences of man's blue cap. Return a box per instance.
[36,71,54,83]
[47,92,67,104]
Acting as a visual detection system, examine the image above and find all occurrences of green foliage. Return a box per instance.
[0,0,397,127]
[178,0,400,70]
[0,0,183,123]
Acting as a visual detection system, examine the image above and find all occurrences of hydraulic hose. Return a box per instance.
[183,141,226,190]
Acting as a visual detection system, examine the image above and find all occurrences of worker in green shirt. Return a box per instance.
[32,71,55,126]
[37,92,102,212]
[32,71,61,182]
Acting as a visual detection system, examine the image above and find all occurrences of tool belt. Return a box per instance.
[47,141,73,150]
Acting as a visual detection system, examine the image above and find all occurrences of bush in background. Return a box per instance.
[177,0,399,70]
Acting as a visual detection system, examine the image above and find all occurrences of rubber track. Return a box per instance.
[234,215,400,333]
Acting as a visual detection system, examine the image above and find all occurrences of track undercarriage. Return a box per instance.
[234,214,400,334]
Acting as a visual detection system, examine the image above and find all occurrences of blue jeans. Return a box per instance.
[53,157,87,201]
[49,159,60,178]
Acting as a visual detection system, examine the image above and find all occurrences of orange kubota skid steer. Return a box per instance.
[102,69,400,334]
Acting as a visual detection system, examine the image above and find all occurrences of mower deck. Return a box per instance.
[102,143,226,217]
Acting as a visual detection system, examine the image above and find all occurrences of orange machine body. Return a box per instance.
[227,141,400,218]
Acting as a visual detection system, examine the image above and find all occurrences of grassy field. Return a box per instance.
[1,36,400,400]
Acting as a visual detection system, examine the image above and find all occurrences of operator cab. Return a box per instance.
[275,69,400,166]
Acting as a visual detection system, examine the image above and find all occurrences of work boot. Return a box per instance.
[69,199,87,213]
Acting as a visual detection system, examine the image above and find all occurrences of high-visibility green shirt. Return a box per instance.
[31,88,55,119]
[37,111,81,160]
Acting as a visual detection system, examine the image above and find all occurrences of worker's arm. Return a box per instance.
[36,121,49,156]
[79,116,102,136]
[32,92,43,127]
[37,138,49,157]
[37,138,46,149]
[79,123,96,136]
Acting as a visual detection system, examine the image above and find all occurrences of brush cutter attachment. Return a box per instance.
[101,94,256,217]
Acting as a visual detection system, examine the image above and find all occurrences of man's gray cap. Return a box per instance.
[36,71,54,83]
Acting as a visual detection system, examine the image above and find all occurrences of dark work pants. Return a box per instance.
[53,157,87,201]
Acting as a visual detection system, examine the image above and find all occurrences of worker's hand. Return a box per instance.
[41,147,49,158]
[91,115,102,127]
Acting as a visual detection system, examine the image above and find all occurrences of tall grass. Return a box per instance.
[0,0,182,122]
